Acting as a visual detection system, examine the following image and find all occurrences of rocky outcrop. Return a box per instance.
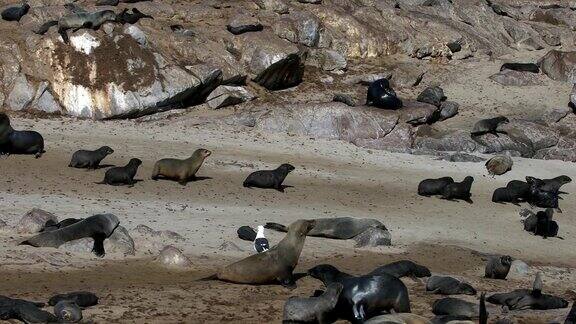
[538,50,576,83]
[489,69,545,86]
[206,86,255,109]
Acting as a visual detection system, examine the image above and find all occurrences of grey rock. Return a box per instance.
[437,153,485,162]
[417,86,445,107]
[227,14,263,35]
[156,245,192,268]
[16,209,58,234]
[503,120,560,151]
[354,123,414,153]
[534,136,576,162]
[206,86,255,109]
[353,227,392,248]
[542,107,571,125]
[255,0,289,14]
[538,50,576,83]
[124,25,147,45]
[489,70,545,87]
[414,130,483,153]
[298,0,321,3]
[473,133,535,157]
[7,74,35,111]
[343,72,393,86]
[107,225,135,256]
[274,11,321,47]
[307,49,347,71]
[439,101,459,121]
[33,82,62,113]
[333,93,360,107]
[400,100,440,125]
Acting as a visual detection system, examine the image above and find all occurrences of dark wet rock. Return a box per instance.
[16,209,58,234]
[417,86,445,107]
[439,101,459,121]
[489,70,545,86]
[538,50,576,83]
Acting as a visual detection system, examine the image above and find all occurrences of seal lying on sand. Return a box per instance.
[97,158,142,186]
[0,296,56,323]
[426,276,477,295]
[20,214,120,257]
[418,177,454,196]
[432,297,478,318]
[283,283,343,323]
[487,274,568,310]
[441,176,474,203]
[54,300,82,323]
[243,163,295,192]
[48,292,98,308]
[368,260,431,278]
[206,219,315,287]
[69,146,114,169]
[34,10,117,43]
[1,3,29,22]
[265,217,387,240]
[526,176,561,211]
[485,255,512,280]
[0,113,45,158]
[366,78,403,110]
[308,264,411,323]
[364,313,431,324]
[500,63,540,73]
[532,175,572,194]
[152,149,211,186]
[523,208,558,238]
[471,116,509,137]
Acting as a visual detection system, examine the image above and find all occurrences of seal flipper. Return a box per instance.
[480,293,488,324]
[264,222,288,232]
[237,226,257,242]
[91,234,106,257]
[565,300,576,324]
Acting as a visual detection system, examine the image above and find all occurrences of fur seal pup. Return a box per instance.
[530,208,558,238]
[526,176,561,211]
[54,300,82,323]
[470,116,509,137]
[20,214,119,257]
[369,260,431,278]
[366,78,403,110]
[151,149,211,185]
[485,255,512,280]
[265,217,387,240]
[283,282,343,323]
[48,292,98,307]
[308,264,411,322]
[69,146,114,169]
[418,177,454,196]
[117,8,153,24]
[243,163,295,192]
[0,113,45,158]
[536,175,572,194]
[426,276,477,295]
[492,180,530,204]
[1,3,30,22]
[0,296,56,323]
[208,219,315,287]
[485,155,512,176]
[432,297,478,318]
[500,63,540,73]
[98,158,142,186]
[441,176,474,203]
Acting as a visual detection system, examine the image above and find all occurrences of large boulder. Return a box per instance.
[399,100,440,125]
[272,11,321,47]
[6,74,36,111]
[489,69,545,86]
[206,86,255,109]
[538,50,576,83]
[414,129,484,153]
[16,209,58,234]
[156,245,192,269]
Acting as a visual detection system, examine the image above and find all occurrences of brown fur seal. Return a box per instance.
[243,163,295,192]
[471,116,509,137]
[283,282,343,323]
[207,219,315,287]
[97,158,142,186]
[485,155,513,176]
[35,10,117,43]
[441,176,474,203]
[1,4,29,22]
[426,276,477,295]
[485,255,512,280]
[151,148,211,185]
[0,113,45,158]
[69,146,114,169]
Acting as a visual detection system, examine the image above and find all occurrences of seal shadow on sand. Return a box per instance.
[84,164,115,170]
[152,176,213,185]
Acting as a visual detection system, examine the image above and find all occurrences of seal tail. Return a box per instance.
[264,222,288,232]
[34,20,58,35]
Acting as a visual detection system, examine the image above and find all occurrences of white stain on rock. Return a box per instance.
[70,32,101,55]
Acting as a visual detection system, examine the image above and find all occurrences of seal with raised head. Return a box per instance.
[20,214,120,257]
[207,219,315,287]
[265,217,387,240]
[69,146,114,169]
[283,282,343,323]
[418,177,454,196]
[441,176,474,203]
[308,264,411,323]
[526,176,561,211]
[151,149,211,186]
[471,116,509,137]
[1,3,30,22]
[426,276,477,295]
[0,113,45,158]
[97,158,142,186]
[369,260,431,278]
[536,175,572,194]
[485,155,513,176]
[243,163,295,192]
[487,273,568,310]
[485,255,512,280]
[54,300,82,323]
[366,78,403,110]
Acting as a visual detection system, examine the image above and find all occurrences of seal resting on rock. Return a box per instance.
[20,214,120,257]
[0,113,45,158]
[35,10,118,43]
[485,155,513,176]
[366,78,403,110]
[500,63,540,73]
[1,3,29,22]
[426,276,477,295]
[308,264,411,322]
[283,282,343,323]
[152,149,211,186]
[470,116,509,137]
[368,260,431,278]
[265,217,387,240]
[485,255,512,280]
[97,158,142,186]
[243,163,295,192]
[441,176,474,203]
[418,177,454,196]
[206,219,315,287]
[69,146,114,169]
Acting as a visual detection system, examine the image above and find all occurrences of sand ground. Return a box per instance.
[0,112,575,323]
